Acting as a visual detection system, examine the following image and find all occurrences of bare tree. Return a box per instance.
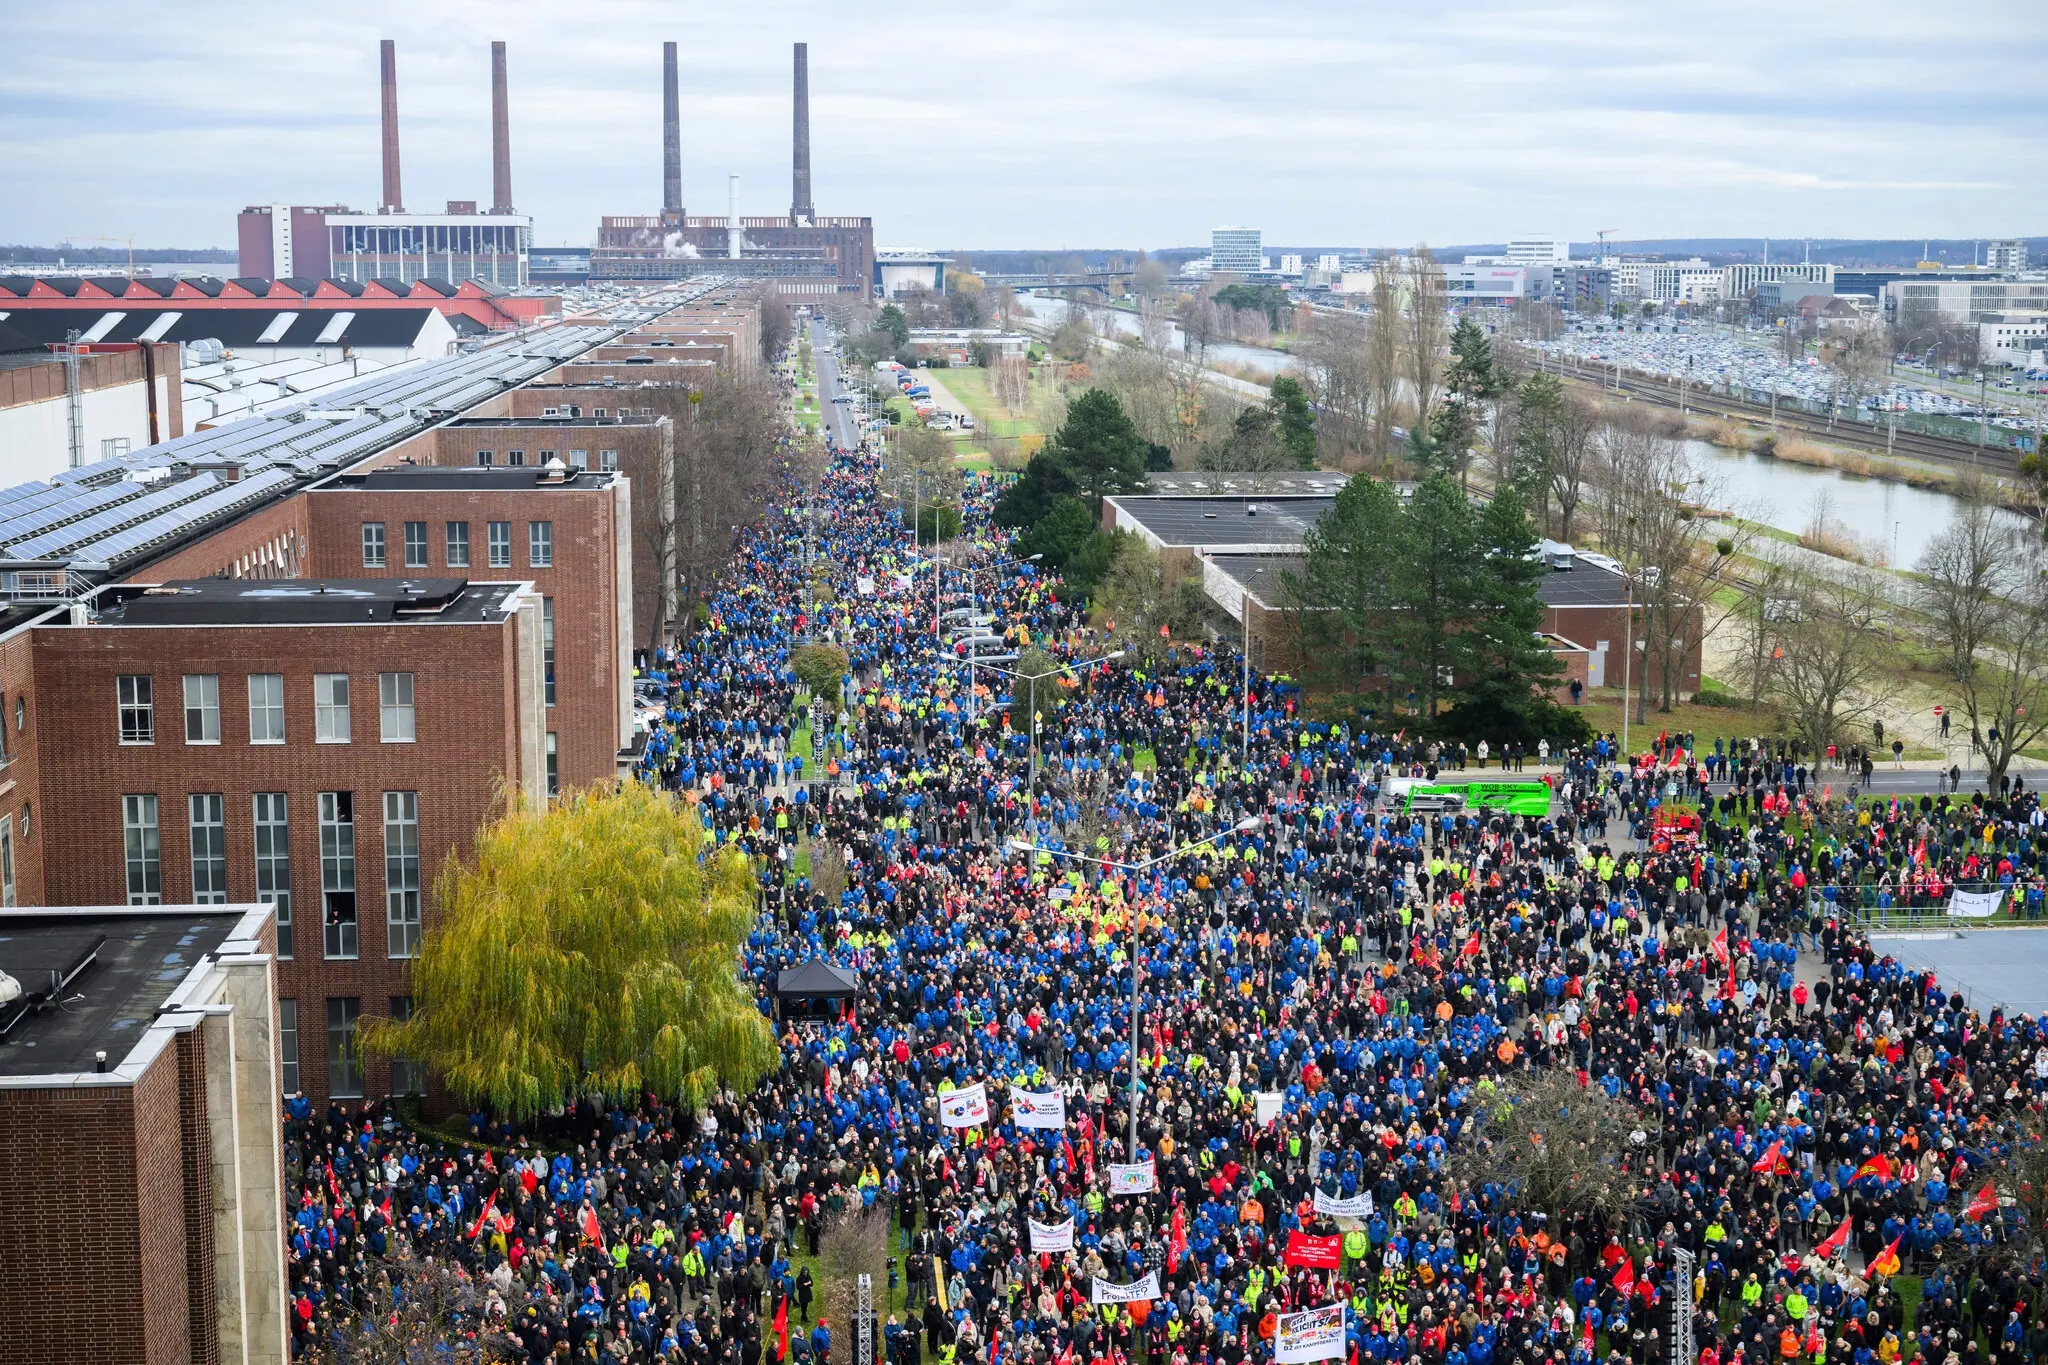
[1917,498,2048,786]
[1549,393,1599,543]
[1769,556,1898,753]
[1449,1069,1652,1222]
[651,369,785,640]
[993,353,1031,412]
[1367,267,1404,467]
[1403,246,1448,433]
[1297,309,1374,467]
[317,1256,519,1364]
[816,1205,891,1365]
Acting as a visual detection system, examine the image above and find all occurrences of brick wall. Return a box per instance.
[176,1028,220,1365]
[125,493,312,584]
[28,618,525,1100]
[0,631,45,906]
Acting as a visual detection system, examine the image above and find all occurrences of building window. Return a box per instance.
[384,791,420,959]
[389,995,425,1096]
[183,674,220,744]
[361,521,387,568]
[542,597,556,706]
[476,449,495,468]
[123,794,161,904]
[403,521,428,569]
[446,521,470,568]
[255,793,291,959]
[179,792,229,904]
[326,998,362,1099]
[538,450,556,467]
[546,732,558,797]
[248,673,285,743]
[507,449,526,467]
[593,407,608,418]
[314,673,351,743]
[529,521,553,568]
[379,672,416,742]
[542,407,559,418]
[278,998,300,1094]
[600,448,618,471]
[320,792,357,959]
[487,521,511,568]
[569,449,588,470]
[0,814,14,908]
[118,674,154,744]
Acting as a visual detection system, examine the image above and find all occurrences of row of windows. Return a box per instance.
[362,520,552,571]
[278,996,422,1099]
[122,790,420,961]
[470,446,624,467]
[118,673,414,746]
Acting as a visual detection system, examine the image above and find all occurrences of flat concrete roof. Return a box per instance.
[0,911,238,1077]
[1206,553,1306,610]
[1870,928,2048,1019]
[1111,495,1335,550]
[91,577,519,627]
[324,466,616,493]
[1535,561,1633,609]
[1143,471,1358,497]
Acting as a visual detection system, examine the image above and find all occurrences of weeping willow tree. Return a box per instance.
[363,783,777,1121]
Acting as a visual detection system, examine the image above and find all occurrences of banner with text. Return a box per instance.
[1091,1271,1160,1305]
[1276,1306,1348,1364]
[1009,1087,1068,1130]
[1950,888,2006,919]
[1255,1092,1284,1126]
[1312,1189,1374,1219]
[1108,1161,1157,1196]
[1283,1231,1343,1269]
[940,1082,990,1129]
[1029,1218,1075,1253]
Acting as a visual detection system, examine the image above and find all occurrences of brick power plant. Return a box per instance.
[592,42,875,297]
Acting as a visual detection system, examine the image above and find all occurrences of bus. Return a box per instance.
[1384,778,1552,818]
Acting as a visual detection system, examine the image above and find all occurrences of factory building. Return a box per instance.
[591,42,875,296]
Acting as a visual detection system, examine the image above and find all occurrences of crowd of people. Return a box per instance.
[281,337,2048,1365]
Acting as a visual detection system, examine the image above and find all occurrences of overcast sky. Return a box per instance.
[2,0,2042,253]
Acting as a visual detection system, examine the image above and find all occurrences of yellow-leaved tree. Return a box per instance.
[364,783,777,1121]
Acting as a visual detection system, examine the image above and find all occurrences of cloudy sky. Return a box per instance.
[2,0,2041,253]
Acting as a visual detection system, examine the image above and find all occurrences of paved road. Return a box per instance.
[810,320,860,451]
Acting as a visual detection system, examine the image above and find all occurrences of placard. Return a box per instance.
[1276,1305,1347,1364]
[1009,1087,1067,1130]
[1090,1270,1159,1305]
[939,1082,990,1129]
[1029,1218,1074,1253]
[1108,1161,1156,1195]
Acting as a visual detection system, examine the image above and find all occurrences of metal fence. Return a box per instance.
[1829,880,2046,932]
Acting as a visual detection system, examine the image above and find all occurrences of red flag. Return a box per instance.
[1814,1218,1851,1260]
[1284,1231,1344,1269]
[1710,928,1730,966]
[379,1192,393,1221]
[468,1190,498,1241]
[1751,1140,1785,1175]
[1581,1313,1595,1349]
[774,1295,791,1362]
[1965,1181,1999,1221]
[1612,1256,1635,1296]
[1461,932,1481,959]
[580,1203,604,1250]
[325,1159,342,1209]
[1169,1205,1188,1274]
[1851,1154,1892,1184]
[1870,1233,1903,1277]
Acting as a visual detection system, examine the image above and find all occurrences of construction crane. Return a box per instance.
[67,235,136,277]
[1595,228,1619,257]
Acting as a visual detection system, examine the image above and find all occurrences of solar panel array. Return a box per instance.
[0,280,716,577]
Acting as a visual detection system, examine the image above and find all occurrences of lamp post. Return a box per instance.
[979,649,1125,779]
[1010,815,1265,1160]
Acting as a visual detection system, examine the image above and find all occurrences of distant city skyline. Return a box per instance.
[1,0,2042,252]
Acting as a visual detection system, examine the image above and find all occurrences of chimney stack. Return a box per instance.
[728,174,742,259]
[791,42,814,225]
[662,42,683,220]
[379,39,404,214]
[490,41,514,213]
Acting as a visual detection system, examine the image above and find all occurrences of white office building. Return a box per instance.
[1987,240,2029,272]
[1720,263,1835,297]
[1279,253,1304,275]
[1211,227,1263,275]
[1506,238,1570,266]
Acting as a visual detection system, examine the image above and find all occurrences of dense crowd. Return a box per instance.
[281,337,2048,1365]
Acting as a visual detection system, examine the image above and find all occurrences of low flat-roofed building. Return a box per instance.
[0,902,286,1365]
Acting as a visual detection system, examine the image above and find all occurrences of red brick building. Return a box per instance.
[0,902,287,1365]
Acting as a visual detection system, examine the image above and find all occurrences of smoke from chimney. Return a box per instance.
[662,42,683,219]
[380,39,404,213]
[490,42,513,213]
[728,174,742,259]
[791,42,814,225]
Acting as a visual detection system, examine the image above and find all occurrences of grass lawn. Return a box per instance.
[1572,688,1788,751]
[938,366,1041,439]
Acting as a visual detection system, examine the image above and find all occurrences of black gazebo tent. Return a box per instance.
[773,958,860,1018]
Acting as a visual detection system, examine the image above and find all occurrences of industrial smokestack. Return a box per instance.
[791,42,814,225]
[662,42,683,219]
[490,41,513,213]
[728,174,742,259]
[379,39,404,214]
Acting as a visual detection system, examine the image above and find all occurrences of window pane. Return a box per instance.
[445,521,470,568]
[320,792,357,959]
[476,449,494,468]
[123,794,160,905]
[255,793,292,959]
[545,732,559,798]
[542,597,555,707]
[379,672,415,742]
[189,793,227,904]
[119,674,154,744]
[248,673,285,743]
[0,814,15,909]
[182,674,219,743]
[279,999,299,1095]
[528,521,553,568]
[315,674,351,743]
[403,521,428,569]
[389,995,425,1096]
[384,791,420,959]
[361,522,386,568]
[326,998,362,1099]
[487,521,511,568]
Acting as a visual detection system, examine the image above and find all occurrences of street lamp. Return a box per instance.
[978,649,1125,778]
[1008,815,1265,1160]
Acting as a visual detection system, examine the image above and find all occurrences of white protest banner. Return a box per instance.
[1108,1161,1156,1196]
[1009,1086,1068,1130]
[939,1082,990,1129]
[1255,1092,1284,1126]
[1275,1305,1347,1364]
[857,576,876,597]
[1028,1217,1075,1253]
[1312,1188,1374,1219]
[1950,888,2005,919]
[1090,1270,1160,1305]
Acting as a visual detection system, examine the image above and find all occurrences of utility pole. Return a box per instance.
[62,329,85,469]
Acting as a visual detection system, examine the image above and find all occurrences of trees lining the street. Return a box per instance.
[1916,498,2048,787]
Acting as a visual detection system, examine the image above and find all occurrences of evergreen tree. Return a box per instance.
[1282,475,1407,689]
[1444,316,1501,402]
[1460,488,1565,698]
[1045,388,1150,505]
[1389,474,1479,716]
[1266,376,1319,469]
[1510,373,1567,524]
[875,303,911,353]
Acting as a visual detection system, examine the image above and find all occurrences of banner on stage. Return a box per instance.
[1950,888,2004,919]
[1029,1218,1075,1253]
[940,1082,990,1129]
[1009,1087,1067,1130]
[1255,1092,1283,1126]
[1283,1231,1343,1269]
[1108,1161,1156,1195]
[1090,1270,1159,1305]
[1276,1306,1347,1363]
[1312,1188,1374,1219]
